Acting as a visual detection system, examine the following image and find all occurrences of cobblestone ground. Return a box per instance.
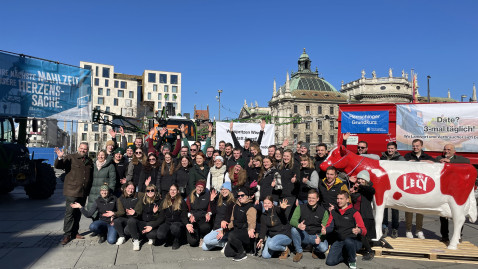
[0,174,477,269]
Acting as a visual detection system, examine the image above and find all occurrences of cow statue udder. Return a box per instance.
[320,145,477,250]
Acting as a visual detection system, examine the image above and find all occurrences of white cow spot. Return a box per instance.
[371,169,385,177]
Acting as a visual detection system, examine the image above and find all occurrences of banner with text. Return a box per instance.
[215,122,275,156]
[341,110,389,134]
[0,52,92,120]
[396,103,478,152]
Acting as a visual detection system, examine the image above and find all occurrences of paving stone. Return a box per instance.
[30,246,85,269]
[74,245,118,268]
[0,247,48,268]
[116,243,153,265]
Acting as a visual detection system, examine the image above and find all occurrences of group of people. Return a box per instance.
[54,121,469,269]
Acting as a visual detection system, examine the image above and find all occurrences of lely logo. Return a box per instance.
[396,173,435,194]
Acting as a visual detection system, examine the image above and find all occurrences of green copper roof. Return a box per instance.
[299,48,309,60]
[289,76,337,92]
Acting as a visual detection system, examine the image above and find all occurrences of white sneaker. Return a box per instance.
[116,237,125,245]
[416,231,425,239]
[148,239,154,245]
[221,242,227,254]
[133,239,140,251]
[406,231,414,239]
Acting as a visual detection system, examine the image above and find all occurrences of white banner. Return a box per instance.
[215,122,275,155]
[396,103,478,152]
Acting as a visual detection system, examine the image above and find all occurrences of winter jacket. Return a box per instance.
[326,204,367,241]
[278,162,300,198]
[206,165,227,191]
[149,198,189,228]
[259,206,292,240]
[228,198,257,231]
[318,177,349,209]
[86,159,116,213]
[115,193,141,218]
[175,166,190,197]
[138,165,160,193]
[380,151,406,161]
[188,164,210,194]
[157,163,175,193]
[80,195,117,222]
[351,183,375,220]
[186,191,211,221]
[297,168,319,201]
[54,153,93,198]
[210,196,234,230]
[290,203,328,237]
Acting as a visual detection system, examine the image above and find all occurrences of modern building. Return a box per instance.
[269,49,348,149]
[77,62,181,152]
[23,118,69,148]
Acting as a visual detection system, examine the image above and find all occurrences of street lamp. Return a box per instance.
[216,89,223,121]
[427,75,431,103]
[461,95,467,102]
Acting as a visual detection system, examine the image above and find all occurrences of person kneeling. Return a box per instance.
[324,191,367,269]
[257,196,292,260]
[290,189,329,262]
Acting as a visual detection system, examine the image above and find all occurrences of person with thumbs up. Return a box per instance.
[290,189,329,262]
[324,190,367,269]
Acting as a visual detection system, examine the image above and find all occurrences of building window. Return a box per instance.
[106,106,110,112]
[158,102,162,108]
[317,120,322,130]
[158,93,162,100]
[92,124,99,132]
[329,120,334,129]
[95,134,99,141]
[94,78,99,86]
[94,143,98,151]
[84,124,88,131]
[170,75,178,84]
[318,105,322,114]
[106,88,110,96]
[121,81,127,89]
[160,74,167,83]
[105,79,109,87]
[83,65,92,71]
[165,94,169,101]
[148,73,156,83]
[306,106,310,114]
[102,124,107,132]
[125,99,132,107]
[98,88,103,95]
[102,67,110,78]
[306,135,310,144]
[114,98,119,106]
[294,134,298,141]
[294,105,298,113]
[318,135,323,144]
[172,86,178,93]
[153,85,157,92]
[147,93,152,100]
[118,90,124,97]
[97,97,104,105]
[95,106,100,110]
[329,106,334,114]
[164,85,168,92]
[129,91,134,98]
[81,133,87,141]
[306,122,310,129]
[128,135,133,142]
[103,134,107,142]
[114,80,119,88]
[330,135,335,143]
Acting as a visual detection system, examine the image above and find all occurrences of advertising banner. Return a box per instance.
[341,111,389,134]
[396,103,478,152]
[0,52,92,120]
[215,122,275,156]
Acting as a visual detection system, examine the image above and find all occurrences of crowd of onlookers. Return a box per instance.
[54,121,471,269]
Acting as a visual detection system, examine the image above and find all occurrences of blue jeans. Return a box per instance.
[326,237,362,266]
[261,234,292,259]
[291,227,328,253]
[202,228,228,250]
[89,220,118,244]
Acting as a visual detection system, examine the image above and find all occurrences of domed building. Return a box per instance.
[269,49,347,149]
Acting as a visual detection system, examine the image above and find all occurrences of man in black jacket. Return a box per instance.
[229,120,265,161]
[314,143,328,180]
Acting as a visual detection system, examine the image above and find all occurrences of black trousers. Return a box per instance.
[225,229,250,257]
[113,217,129,237]
[361,218,375,252]
[64,196,86,237]
[440,217,464,240]
[157,222,185,242]
[127,218,157,240]
[186,218,212,246]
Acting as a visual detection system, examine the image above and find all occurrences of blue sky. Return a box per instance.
[2,0,477,120]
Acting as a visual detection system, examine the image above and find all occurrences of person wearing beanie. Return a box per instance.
[350,170,376,261]
[112,147,128,196]
[202,182,235,251]
[206,155,228,192]
[70,183,118,244]
[86,150,116,217]
[125,144,136,164]
[185,180,212,247]
[105,140,116,159]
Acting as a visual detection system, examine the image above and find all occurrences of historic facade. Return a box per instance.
[269,49,347,149]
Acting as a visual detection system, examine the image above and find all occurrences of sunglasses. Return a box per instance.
[237,194,246,198]
[149,158,156,161]
[357,146,367,149]
[135,152,143,154]
[190,149,197,151]
[146,190,155,193]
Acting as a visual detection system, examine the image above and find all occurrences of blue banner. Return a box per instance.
[0,52,91,120]
[341,110,389,134]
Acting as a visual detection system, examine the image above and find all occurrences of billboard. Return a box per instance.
[0,51,92,120]
[215,122,275,156]
[341,110,389,134]
[396,103,478,152]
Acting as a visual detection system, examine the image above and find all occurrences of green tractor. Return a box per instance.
[0,117,56,199]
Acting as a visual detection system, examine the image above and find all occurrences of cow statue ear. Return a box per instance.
[340,145,347,156]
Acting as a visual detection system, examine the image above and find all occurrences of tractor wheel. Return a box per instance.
[24,162,57,199]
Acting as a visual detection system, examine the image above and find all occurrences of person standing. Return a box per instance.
[54,143,93,245]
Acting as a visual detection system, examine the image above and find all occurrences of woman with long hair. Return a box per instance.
[257,196,292,260]
[126,147,147,189]
[175,156,192,199]
[274,148,283,168]
[206,155,228,192]
[246,155,263,187]
[297,155,319,205]
[188,152,209,194]
[71,183,118,244]
[86,150,116,215]
[150,184,189,250]
[186,180,212,247]
[278,149,300,218]
[127,184,161,248]
[202,182,235,251]
[225,162,248,196]
[113,181,141,250]
[137,153,160,193]
[255,156,282,207]
[158,152,176,198]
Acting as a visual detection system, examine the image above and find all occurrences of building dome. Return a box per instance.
[289,76,337,92]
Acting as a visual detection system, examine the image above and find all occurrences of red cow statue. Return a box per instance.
[320,145,477,249]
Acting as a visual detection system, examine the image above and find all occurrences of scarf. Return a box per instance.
[209,165,226,190]
[96,159,106,171]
